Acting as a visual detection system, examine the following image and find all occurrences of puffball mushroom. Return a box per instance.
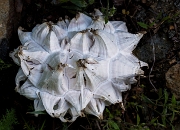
[10,9,148,122]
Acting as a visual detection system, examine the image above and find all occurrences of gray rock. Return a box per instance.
[133,32,173,63]
[0,0,14,40]
[0,0,20,60]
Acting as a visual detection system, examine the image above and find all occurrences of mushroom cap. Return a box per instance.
[10,9,148,122]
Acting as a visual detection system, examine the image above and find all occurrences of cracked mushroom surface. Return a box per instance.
[10,10,148,122]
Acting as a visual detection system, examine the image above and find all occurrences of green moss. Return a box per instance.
[0,59,12,71]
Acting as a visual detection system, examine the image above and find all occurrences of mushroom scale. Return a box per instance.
[10,9,148,122]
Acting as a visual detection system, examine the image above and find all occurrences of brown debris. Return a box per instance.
[166,63,180,99]
[15,0,23,13]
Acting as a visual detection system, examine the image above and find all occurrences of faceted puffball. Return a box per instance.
[10,9,148,122]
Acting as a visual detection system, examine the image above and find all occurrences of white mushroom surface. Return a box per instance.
[10,10,148,122]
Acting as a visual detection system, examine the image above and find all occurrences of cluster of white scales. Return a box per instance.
[10,9,148,122]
